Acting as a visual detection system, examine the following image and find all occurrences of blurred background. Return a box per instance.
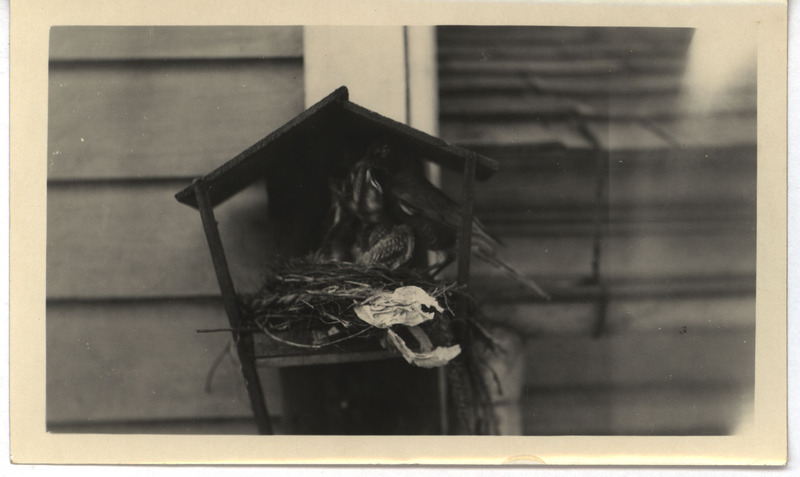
[46,25,756,435]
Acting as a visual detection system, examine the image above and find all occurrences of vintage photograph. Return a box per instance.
[45,24,757,437]
[8,0,786,466]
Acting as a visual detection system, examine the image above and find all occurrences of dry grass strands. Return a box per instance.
[240,259,468,351]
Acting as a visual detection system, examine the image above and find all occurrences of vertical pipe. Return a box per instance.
[403,25,412,128]
[590,148,606,282]
[407,25,451,434]
[578,122,610,337]
[193,179,273,435]
[590,144,609,337]
[456,154,477,288]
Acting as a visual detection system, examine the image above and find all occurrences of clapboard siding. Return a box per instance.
[522,329,754,389]
[599,232,755,277]
[440,119,593,149]
[45,295,753,425]
[437,26,695,46]
[463,231,755,281]
[49,417,261,435]
[482,294,755,335]
[487,217,755,239]
[48,61,303,180]
[653,116,759,148]
[461,142,757,170]
[440,94,581,120]
[50,26,303,61]
[442,117,757,151]
[46,300,284,423]
[439,58,688,76]
[46,181,274,299]
[440,94,757,121]
[440,146,757,212]
[437,25,756,436]
[46,27,305,429]
[520,385,753,435]
[438,73,754,122]
[437,42,692,62]
[605,96,756,120]
[476,273,755,302]
[535,74,685,96]
[439,73,685,96]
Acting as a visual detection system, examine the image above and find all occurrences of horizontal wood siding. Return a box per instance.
[46,27,304,429]
[521,330,754,389]
[47,181,274,299]
[437,26,756,435]
[46,300,284,423]
[482,294,755,335]
[520,385,753,435]
[50,26,303,61]
[48,61,303,180]
[438,146,757,212]
[46,296,753,428]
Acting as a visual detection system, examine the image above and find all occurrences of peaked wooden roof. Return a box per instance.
[175,86,498,208]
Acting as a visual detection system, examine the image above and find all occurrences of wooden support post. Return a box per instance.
[437,366,449,435]
[446,154,478,435]
[193,179,273,435]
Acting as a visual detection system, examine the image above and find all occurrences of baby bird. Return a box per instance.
[352,221,416,270]
[353,143,550,300]
[317,144,415,270]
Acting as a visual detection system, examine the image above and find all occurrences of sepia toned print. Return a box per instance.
[45,24,756,437]
[10,0,786,466]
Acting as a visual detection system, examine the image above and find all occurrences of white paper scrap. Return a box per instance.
[386,329,461,368]
[353,286,444,328]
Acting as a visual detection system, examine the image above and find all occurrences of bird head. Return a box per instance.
[340,143,391,224]
[354,141,392,173]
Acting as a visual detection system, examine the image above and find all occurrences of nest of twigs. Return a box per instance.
[240,259,470,351]
[238,258,499,434]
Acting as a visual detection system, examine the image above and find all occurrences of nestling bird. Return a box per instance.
[316,143,416,270]
[352,221,416,270]
[347,142,550,300]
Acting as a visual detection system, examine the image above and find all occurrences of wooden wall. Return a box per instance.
[436,26,756,435]
[47,26,304,433]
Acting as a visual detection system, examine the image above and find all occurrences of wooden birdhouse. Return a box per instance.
[175,86,499,435]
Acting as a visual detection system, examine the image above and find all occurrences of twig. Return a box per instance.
[254,319,376,350]
[196,327,259,334]
[204,340,234,393]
